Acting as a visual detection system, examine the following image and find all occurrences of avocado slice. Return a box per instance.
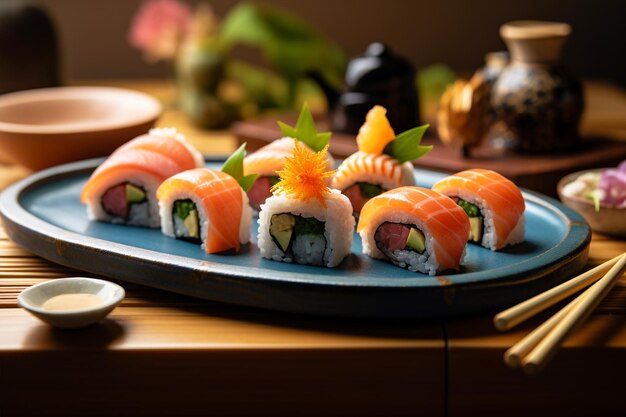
[469,217,483,243]
[184,209,199,238]
[270,213,296,252]
[126,184,146,203]
[406,227,426,253]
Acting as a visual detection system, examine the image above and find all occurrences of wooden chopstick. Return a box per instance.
[504,297,581,368]
[494,254,624,331]
[503,253,626,373]
[519,253,626,375]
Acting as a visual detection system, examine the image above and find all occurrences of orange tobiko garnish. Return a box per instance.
[356,105,396,154]
[271,140,335,207]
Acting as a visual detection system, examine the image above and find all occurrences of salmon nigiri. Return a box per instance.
[80,128,204,228]
[358,186,469,275]
[157,144,256,254]
[332,105,431,215]
[432,169,525,251]
[244,103,335,211]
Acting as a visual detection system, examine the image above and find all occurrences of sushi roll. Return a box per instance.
[157,144,256,253]
[244,103,335,211]
[80,128,204,228]
[357,186,470,275]
[257,140,354,267]
[332,105,432,215]
[432,169,525,251]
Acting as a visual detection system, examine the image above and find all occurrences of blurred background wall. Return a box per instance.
[38,0,626,87]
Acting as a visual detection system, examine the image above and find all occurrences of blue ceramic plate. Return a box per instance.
[0,159,590,318]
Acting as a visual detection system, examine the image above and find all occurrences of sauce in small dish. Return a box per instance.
[18,277,125,328]
[41,293,104,311]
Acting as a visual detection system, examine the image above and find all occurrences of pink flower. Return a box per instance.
[129,0,192,62]
[600,160,626,208]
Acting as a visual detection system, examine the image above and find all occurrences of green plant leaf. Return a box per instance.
[219,2,347,106]
[383,124,432,164]
[277,103,330,152]
[222,143,258,192]
[277,121,297,138]
[225,60,288,110]
[417,64,457,102]
[237,173,258,193]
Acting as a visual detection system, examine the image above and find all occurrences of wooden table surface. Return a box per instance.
[1,80,626,417]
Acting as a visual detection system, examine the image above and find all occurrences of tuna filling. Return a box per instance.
[247,176,280,211]
[374,222,429,272]
[343,182,385,215]
[375,222,426,257]
[172,199,201,243]
[269,213,327,266]
[101,183,147,220]
[455,198,483,243]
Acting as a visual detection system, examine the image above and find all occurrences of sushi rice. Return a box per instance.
[258,189,354,268]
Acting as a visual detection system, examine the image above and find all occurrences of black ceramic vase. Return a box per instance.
[0,0,59,94]
[330,42,420,135]
[491,21,584,153]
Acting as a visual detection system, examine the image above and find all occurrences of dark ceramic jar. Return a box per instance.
[476,51,509,90]
[491,21,583,153]
[471,51,515,152]
[0,0,59,94]
[331,42,419,135]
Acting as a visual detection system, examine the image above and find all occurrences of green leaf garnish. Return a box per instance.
[383,124,432,164]
[278,102,330,152]
[221,143,258,192]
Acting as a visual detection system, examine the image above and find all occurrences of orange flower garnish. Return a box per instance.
[271,140,335,206]
[356,105,396,154]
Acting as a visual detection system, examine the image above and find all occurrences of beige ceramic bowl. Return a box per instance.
[0,86,161,170]
[18,277,125,329]
[557,169,626,238]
